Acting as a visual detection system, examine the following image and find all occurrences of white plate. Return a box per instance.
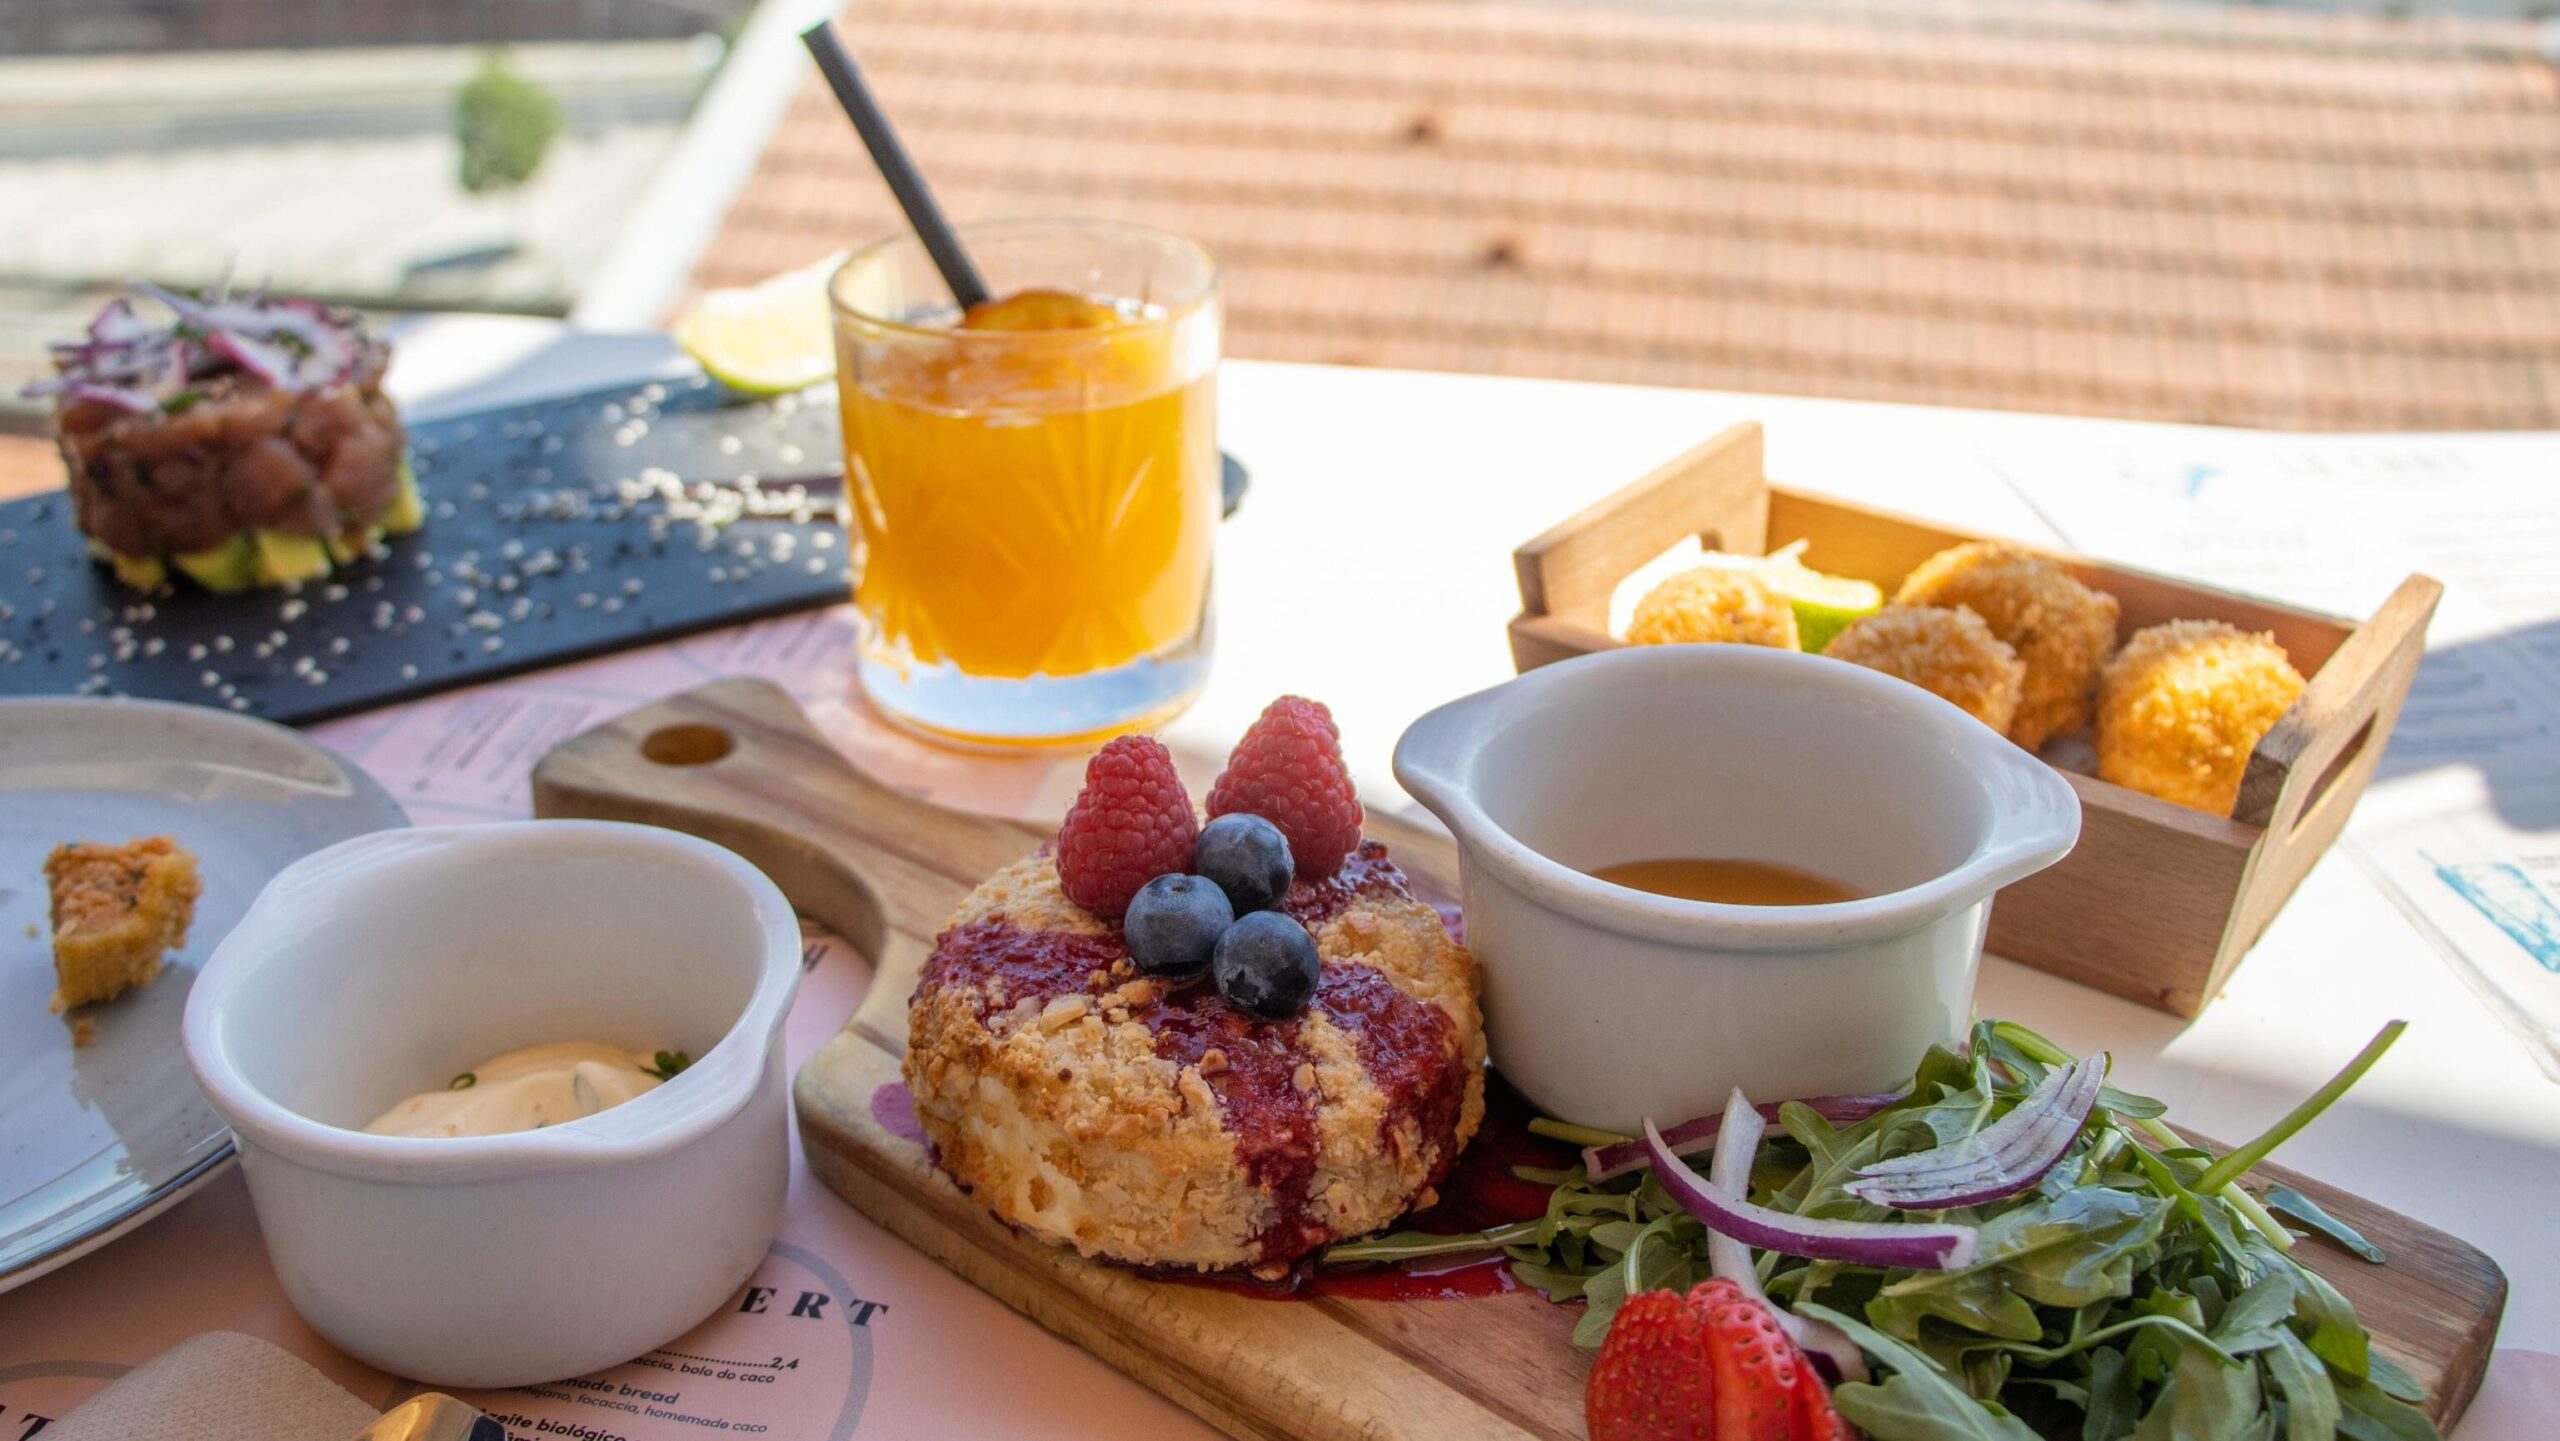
[0,698,407,1292]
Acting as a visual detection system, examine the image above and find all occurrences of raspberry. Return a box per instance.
[1206,696,1364,881]
[1055,736,1198,920]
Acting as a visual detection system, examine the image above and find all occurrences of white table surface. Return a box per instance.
[12,315,2557,1437]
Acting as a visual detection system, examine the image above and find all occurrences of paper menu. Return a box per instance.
[1979,430,2560,1077]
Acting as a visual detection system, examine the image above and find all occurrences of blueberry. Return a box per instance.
[1196,813,1293,914]
[1212,911,1321,1020]
[1124,873,1232,981]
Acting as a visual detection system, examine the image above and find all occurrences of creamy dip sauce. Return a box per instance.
[364,1041,670,1139]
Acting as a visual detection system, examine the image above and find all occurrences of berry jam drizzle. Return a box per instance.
[1141,1077,1570,1302]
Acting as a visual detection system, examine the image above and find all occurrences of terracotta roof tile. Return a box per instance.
[692,0,2560,429]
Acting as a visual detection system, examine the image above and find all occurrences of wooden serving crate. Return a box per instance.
[1508,424,2442,1016]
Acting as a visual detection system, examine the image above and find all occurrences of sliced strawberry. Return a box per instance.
[1792,1358,1858,1441]
[1690,1279,1805,1441]
[1586,1290,1717,1441]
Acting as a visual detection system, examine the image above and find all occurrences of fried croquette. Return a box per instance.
[2097,619,2306,814]
[1894,542,2119,752]
[1626,568,1802,650]
[45,836,200,1012]
[1824,604,2026,733]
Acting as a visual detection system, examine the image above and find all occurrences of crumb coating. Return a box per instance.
[2098,619,2306,814]
[45,836,199,1012]
[1895,542,2119,752]
[1627,569,1802,650]
[904,843,1485,1275]
[1825,604,2026,734]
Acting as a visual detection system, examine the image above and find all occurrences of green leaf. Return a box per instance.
[1868,1268,2045,1343]
[2084,1346,2142,1441]
[2334,1378,2445,1441]
[1835,1369,2050,1441]
[2365,1350,2426,1405]
[1987,1187,2172,1309]
[2288,1258,2371,1380]
[2130,1335,2263,1441]
[2099,1085,2170,1120]
[2265,1328,2341,1441]
[1573,1262,1628,1350]
[2262,1183,2386,1264]
[1506,1258,1588,1303]
[2210,1270,2301,1359]
[1801,1302,2043,1441]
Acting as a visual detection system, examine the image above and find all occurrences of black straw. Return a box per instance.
[799,21,989,309]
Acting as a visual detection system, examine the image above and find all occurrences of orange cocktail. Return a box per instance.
[830,221,1221,747]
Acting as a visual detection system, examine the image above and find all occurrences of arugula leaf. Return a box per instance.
[2130,1336,2264,1441]
[2084,1345,2142,1441]
[2265,1327,2342,1441]
[2365,1349,2427,1405]
[1869,1267,2045,1343]
[2336,1378,2443,1441]
[1836,1369,2050,1441]
[2263,1183,2387,1264]
[1800,1302,2044,1441]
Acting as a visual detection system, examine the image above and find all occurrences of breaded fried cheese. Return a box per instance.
[1824,604,2026,734]
[1626,568,1802,650]
[1895,542,2119,752]
[904,843,1485,1277]
[2097,619,2307,814]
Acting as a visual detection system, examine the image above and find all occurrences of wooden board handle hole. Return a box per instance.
[642,723,737,767]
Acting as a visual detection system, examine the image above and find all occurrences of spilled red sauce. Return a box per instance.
[870,1080,926,1145]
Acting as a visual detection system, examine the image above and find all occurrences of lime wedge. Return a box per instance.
[1692,542,1883,653]
[673,253,844,396]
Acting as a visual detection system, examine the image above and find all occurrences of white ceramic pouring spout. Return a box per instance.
[1393,645,2081,1133]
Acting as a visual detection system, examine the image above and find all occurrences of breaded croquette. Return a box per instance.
[1895,542,2119,752]
[45,836,200,1012]
[1825,604,2026,734]
[1626,568,1802,650]
[2097,619,2306,814]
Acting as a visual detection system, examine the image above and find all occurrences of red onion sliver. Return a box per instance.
[1644,1119,1978,1270]
[1701,1090,1870,1384]
[1582,1091,1903,1183]
[1844,1053,2108,1210]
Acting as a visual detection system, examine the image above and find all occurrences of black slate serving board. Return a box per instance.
[0,376,855,726]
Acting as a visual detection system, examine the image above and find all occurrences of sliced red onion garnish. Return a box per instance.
[1703,1090,1869,1383]
[25,283,374,407]
[1845,1052,2107,1210]
[1583,1091,1902,1183]
[1645,1117,1978,1270]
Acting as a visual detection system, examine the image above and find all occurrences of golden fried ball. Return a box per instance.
[2097,619,2306,815]
[1626,568,1802,650]
[1824,604,2026,734]
[1894,542,2119,752]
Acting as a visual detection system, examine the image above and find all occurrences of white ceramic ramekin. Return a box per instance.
[182,821,802,1387]
[1394,645,2080,1134]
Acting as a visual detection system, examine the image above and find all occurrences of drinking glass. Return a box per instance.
[829,219,1221,747]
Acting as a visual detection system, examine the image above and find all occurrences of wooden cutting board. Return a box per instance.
[530,678,2507,1441]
